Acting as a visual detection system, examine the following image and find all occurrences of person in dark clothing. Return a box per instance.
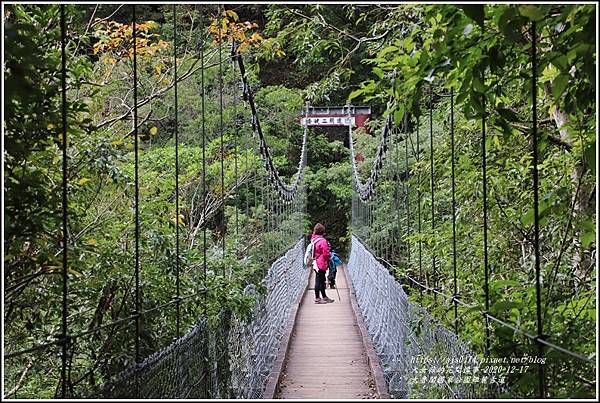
[311,223,334,304]
[327,248,342,288]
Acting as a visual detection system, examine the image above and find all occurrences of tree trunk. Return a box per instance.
[542,81,591,288]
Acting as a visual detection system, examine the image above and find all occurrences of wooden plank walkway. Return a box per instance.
[274,265,383,399]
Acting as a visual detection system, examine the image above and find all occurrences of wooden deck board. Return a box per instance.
[275,265,378,399]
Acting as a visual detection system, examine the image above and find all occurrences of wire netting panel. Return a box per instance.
[96,316,211,399]
[94,239,305,399]
[347,236,497,399]
[229,238,306,398]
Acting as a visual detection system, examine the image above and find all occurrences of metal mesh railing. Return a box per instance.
[94,239,305,399]
[228,239,306,398]
[347,236,501,399]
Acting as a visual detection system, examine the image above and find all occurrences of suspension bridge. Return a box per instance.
[4,4,596,400]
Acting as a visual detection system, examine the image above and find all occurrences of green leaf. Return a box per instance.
[541,62,560,83]
[460,5,484,27]
[491,300,520,313]
[455,86,469,105]
[499,7,524,43]
[492,133,501,149]
[518,5,545,21]
[552,54,569,71]
[472,73,486,93]
[379,45,398,57]
[496,117,512,136]
[469,93,484,114]
[581,220,596,248]
[551,74,569,100]
[393,104,405,125]
[372,67,384,79]
[348,88,363,101]
[488,45,505,71]
[68,267,83,277]
[582,231,595,248]
[584,143,595,174]
[521,208,534,226]
[538,137,548,153]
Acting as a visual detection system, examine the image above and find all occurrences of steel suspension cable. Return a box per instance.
[369,202,373,249]
[359,197,363,242]
[200,14,207,309]
[367,200,370,243]
[244,132,250,218]
[428,86,437,295]
[394,126,401,267]
[130,8,144,399]
[404,115,411,270]
[376,189,380,256]
[481,69,491,357]
[232,52,239,238]
[256,136,266,273]
[173,3,181,341]
[416,116,423,288]
[364,200,368,246]
[132,3,141,368]
[266,184,271,260]
[218,9,226,271]
[365,201,369,245]
[353,188,356,234]
[531,21,545,398]
[450,88,458,335]
[243,100,250,219]
[371,188,381,256]
[353,189,357,237]
[59,5,69,398]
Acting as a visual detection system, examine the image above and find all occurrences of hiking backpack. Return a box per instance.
[329,250,342,268]
[303,238,319,270]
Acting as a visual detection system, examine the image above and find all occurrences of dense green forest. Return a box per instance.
[3,3,596,398]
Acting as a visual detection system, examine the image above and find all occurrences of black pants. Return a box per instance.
[328,266,337,286]
[314,269,328,299]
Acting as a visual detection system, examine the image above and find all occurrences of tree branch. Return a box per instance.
[73,4,99,56]
[4,358,33,398]
[94,47,218,131]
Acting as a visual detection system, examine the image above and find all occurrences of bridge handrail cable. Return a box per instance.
[348,103,408,202]
[232,43,308,203]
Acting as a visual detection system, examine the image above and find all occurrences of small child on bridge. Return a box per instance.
[327,249,343,289]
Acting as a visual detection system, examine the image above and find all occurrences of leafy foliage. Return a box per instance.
[335,4,595,398]
[3,4,304,398]
[3,3,596,399]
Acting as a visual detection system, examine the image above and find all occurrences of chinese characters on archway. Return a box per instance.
[300,116,355,126]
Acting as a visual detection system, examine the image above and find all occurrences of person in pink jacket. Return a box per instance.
[311,223,334,304]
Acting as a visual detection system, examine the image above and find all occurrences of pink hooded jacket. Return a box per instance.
[311,234,331,271]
